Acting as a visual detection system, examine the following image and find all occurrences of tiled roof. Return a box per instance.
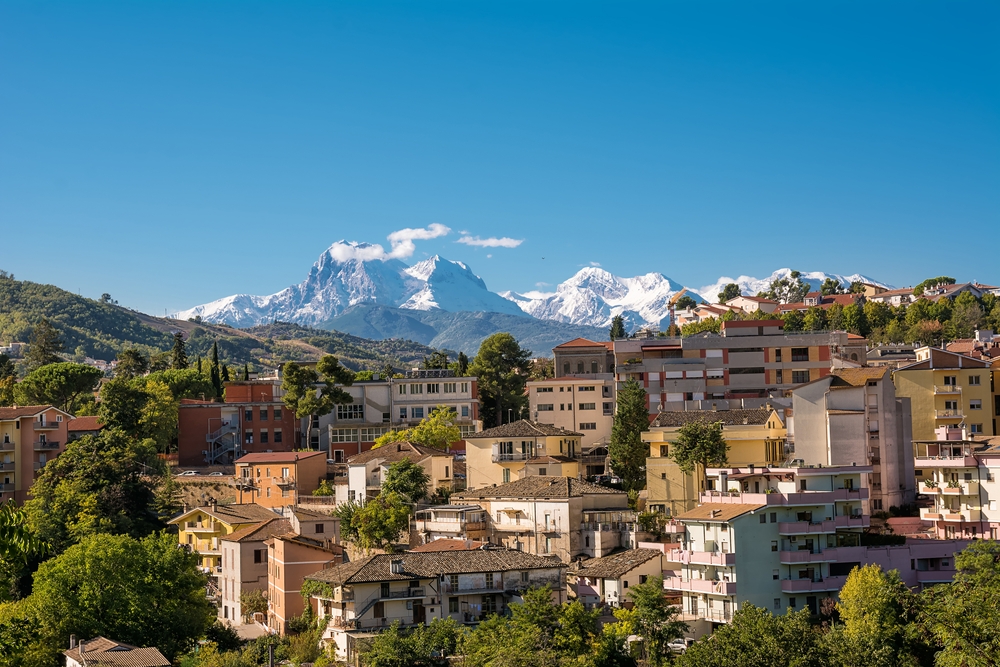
[169,503,277,526]
[65,638,170,667]
[0,405,58,420]
[292,506,335,521]
[222,517,291,543]
[466,420,582,439]
[67,416,103,432]
[271,533,343,554]
[650,408,772,428]
[569,548,662,579]
[347,441,447,465]
[306,550,564,586]
[554,338,607,349]
[675,503,765,522]
[453,476,623,500]
[829,367,888,387]
[236,450,326,464]
[409,539,488,553]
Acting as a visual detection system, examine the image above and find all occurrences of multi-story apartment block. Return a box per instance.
[313,370,480,459]
[412,504,491,544]
[234,450,328,508]
[613,321,862,415]
[914,426,990,540]
[306,550,567,662]
[0,405,72,504]
[169,502,278,572]
[453,476,633,561]
[790,368,915,512]
[464,420,583,489]
[892,347,994,440]
[218,516,291,624]
[527,376,615,454]
[553,338,616,378]
[644,408,788,517]
[345,441,454,503]
[177,380,300,466]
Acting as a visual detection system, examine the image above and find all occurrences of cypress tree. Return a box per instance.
[170,333,188,370]
[243,363,250,381]
[209,342,222,399]
[221,364,230,382]
[196,355,203,373]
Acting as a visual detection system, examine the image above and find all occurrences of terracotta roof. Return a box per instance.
[65,638,170,667]
[466,420,582,439]
[291,506,335,521]
[169,503,278,526]
[675,503,766,522]
[650,408,773,428]
[67,416,103,432]
[222,517,291,543]
[829,367,888,387]
[306,550,564,586]
[409,538,488,553]
[236,450,326,464]
[270,533,343,554]
[872,287,914,297]
[728,296,778,304]
[454,476,623,500]
[347,441,447,466]
[554,338,608,349]
[569,548,662,579]
[0,405,60,420]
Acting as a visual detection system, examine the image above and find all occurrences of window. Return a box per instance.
[771,541,778,552]
[944,375,957,386]
[591,361,599,373]
[427,383,440,394]
[945,400,958,410]
[521,571,530,583]
[484,572,495,588]
[539,468,547,475]
[461,383,468,392]
[971,424,983,434]
[774,349,782,362]
[400,407,407,420]
[563,363,570,374]
[660,472,666,479]
[760,514,767,524]
[503,468,511,483]
[461,406,469,417]
[789,598,796,608]
[449,574,459,590]
[411,407,424,419]
[659,445,669,457]
[482,595,497,614]
[245,409,253,421]
[538,404,554,411]
[579,423,597,430]
[799,480,808,491]
[969,375,981,386]
[449,597,459,613]
[443,382,457,393]
[266,487,271,498]
[316,523,325,534]
[281,467,289,477]
[273,408,281,419]
[730,367,765,375]
[545,537,552,553]
[398,384,407,395]
[337,404,365,420]
[254,549,267,563]
[579,386,595,392]
[770,512,777,523]
[970,400,983,410]
[579,403,596,410]
[330,428,359,443]
[360,427,390,441]
[772,569,779,580]
[576,362,584,373]
[260,431,268,444]
[791,348,809,362]
[410,384,424,394]
[774,598,781,610]
[623,580,629,589]
[792,370,810,384]
[373,602,385,618]
[537,387,553,393]
[775,369,783,384]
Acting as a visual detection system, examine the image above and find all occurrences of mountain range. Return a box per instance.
[173,242,888,345]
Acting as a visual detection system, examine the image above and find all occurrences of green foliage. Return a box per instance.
[469,333,532,428]
[781,309,804,332]
[282,355,354,446]
[240,588,269,623]
[423,351,450,369]
[24,319,64,371]
[340,493,412,553]
[821,278,845,295]
[681,317,721,336]
[450,351,469,376]
[675,295,698,310]
[205,621,244,653]
[381,459,431,503]
[115,348,149,379]
[842,302,869,336]
[758,270,810,304]
[15,363,102,413]
[354,370,375,381]
[609,314,627,340]
[171,333,189,370]
[374,406,461,451]
[313,479,335,496]
[677,605,825,667]
[913,276,955,296]
[669,420,729,489]
[718,283,741,303]
[608,379,649,493]
[145,368,216,400]
[361,618,462,667]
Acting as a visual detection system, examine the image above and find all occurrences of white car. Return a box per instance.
[177,470,198,477]
[668,638,689,654]
[208,471,225,477]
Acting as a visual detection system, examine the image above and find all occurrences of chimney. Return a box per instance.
[69,635,77,650]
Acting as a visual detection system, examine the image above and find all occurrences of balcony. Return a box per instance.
[0,483,13,492]
[33,441,59,451]
[440,581,505,595]
[780,575,847,593]
[274,477,296,488]
[185,522,220,533]
[700,488,868,506]
[662,576,736,596]
[941,482,979,496]
[933,385,962,394]
[921,510,944,521]
[778,515,868,534]
[914,455,978,468]
[921,484,942,495]
[935,410,964,420]
[915,570,956,584]
[667,549,736,567]
[34,421,61,429]
[942,509,982,522]
[492,451,531,464]
[0,462,13,472]
[0,441,14,451]
[779,546,865,565]
[33,461,47,471]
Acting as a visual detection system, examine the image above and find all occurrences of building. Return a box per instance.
[218,517,291,624]
[552,338,616,378]
[305,550,567,662]
[169,502,279,572]
[922,282,999,302]
[568,548,667,609]
[778,292,861,314]
[66,416,103,441]
[866,345,918,368]
[0,405,73,504]
[412,504,490,545]
[234,450,329,508]
[452,476,633,561]
[177,379,301,467]
[790,368,915,511]
[868,287,916,307]
[892,347,995,441]
[313,370,480,458]
[345,441,454,504]
[464,420,584,489]
[65,637,170,667]
[613,321,861,415]
[724,296,779,315]
[527,376,615,454]
[409,537,489,552]
[644,408,788,516]
[913,426,990,540]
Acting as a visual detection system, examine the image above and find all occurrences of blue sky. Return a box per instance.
[1,1,997,315]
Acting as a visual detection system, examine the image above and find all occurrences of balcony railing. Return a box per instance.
[492,451,531,463]
[440,581,504,594]
[935,410,964,419]
[34,421,61,429]
[0,462,13,472]
[780,575,847,593]
[274,477,296,488]
[34,441,59,451]
[0,441,14,451]
[699,488,868,506]
[933,385,962,394]
[33,461,47,471]
[662,576,736,596]
[0,483,14,492]
[667,549,736,566]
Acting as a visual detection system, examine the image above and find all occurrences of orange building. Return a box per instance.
[234,450,328,508]
[0,405,72,504]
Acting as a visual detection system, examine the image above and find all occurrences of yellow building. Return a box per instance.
[464,420,583,489]
[644,408,787,516]
[892,347,994,441]
[169,503,277,572]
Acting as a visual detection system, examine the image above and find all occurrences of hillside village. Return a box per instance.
[1,273,1000,667]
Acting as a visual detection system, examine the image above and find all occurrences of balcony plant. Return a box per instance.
[946,480,960,489]
[923,479,938,489]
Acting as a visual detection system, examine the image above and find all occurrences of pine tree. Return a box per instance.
[608,379,650,492]
[170,333,188,370]
[221,364,230,382]
[609,315,626,340]
[25,318,64,371]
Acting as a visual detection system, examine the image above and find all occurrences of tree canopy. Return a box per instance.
[609,315,627,340]
[374,406,461,451]
[468,333,532,428]
[669,420,729,491]
[380,459,430,504]
[717,283,741,303]
[24,320,63,371]
[281,355,354,447]
[758,271,810,304]
[608,379,649,492]
[15,363,102,413]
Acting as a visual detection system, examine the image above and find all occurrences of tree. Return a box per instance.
[98,377,149,437]
[145,368,216,401]
[675,295,698,310]
[27,532,214,661]
[803,306,827,331]
[210,341,222,399]
[530,357,554,381]
[842,303,869,337]
[0,377,14,408]
[0,354,16,380]
[241,589,269,623]
[609,315,627,340]
[282,356,354,448]
[718,283,741,304]
[950,292,985,339]
[920,541,1000,667]
[781,309,804,332]
[375,406,462,451]
[15,363,102,413]
[620,575,686,666]
[242,363,250,381]
[381,460,430,504]
[361,618,462,667]
[913,276,955,296]
[677,605,824,667]
[422,351,449,370]
[758,271,810,304]
[821,278,845,295]
[137,378,180,452]
[670,420,729,492]
[608,379,649,492]
[115,348,148,379]
[449,352,469,377]
[468,333,532,428]
[25,319,63,371]
[342,493,411,552]
[171,333,189,369]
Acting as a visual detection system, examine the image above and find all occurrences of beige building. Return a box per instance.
[527,376,615,454]
[568,548,668,609]
[219,516,291,624]
[724,296,779,315]
[412,504,490,545]
[346,441,454,503]
[464,420,584,489]
[453,476,633,562]
[169,502,278,572]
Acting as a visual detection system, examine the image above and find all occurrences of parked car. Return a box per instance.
[208,471,225,477]
[668,638,689,654]
[177,470,198,477]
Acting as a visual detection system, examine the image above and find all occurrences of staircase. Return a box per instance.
[205,421,240,465]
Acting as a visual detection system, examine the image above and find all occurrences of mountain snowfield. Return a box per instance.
[173,242,888,331]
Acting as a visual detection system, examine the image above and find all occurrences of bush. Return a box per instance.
[205,621,244,652]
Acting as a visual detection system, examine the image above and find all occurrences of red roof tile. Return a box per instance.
[67,416,103,432]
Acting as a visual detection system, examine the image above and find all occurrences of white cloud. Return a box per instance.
[487,254,493,258]
[325,223,451,262]
[590,261,601,267]
[456,235,523,248]
[535,282,551,288]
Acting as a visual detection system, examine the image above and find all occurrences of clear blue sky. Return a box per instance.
[1,1,997,315]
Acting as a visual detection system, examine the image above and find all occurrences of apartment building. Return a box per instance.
[568,548,668,609]
[613,321,861,415]
[306,550,567,662]
[412,505,490,544]
[643,408,788,517]
[914,426,990,540]
[312,370,480,459]
[553,338,615,378]
[345,441,454,503]
[234,450,328,508]
[527,376,614,453]
[790,368,915,512]
[0,405,72,504]
[453,476,633,561]
[218,517,291,624]
[169,502,279,572]
[464,420,584,489]
[177,380,300,467]
[892,347,994,440]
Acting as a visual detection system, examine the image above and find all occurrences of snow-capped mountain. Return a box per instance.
[695,269,889,303]
[172,242,525,326]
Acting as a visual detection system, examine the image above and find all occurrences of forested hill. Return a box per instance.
[0,274,451,371]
